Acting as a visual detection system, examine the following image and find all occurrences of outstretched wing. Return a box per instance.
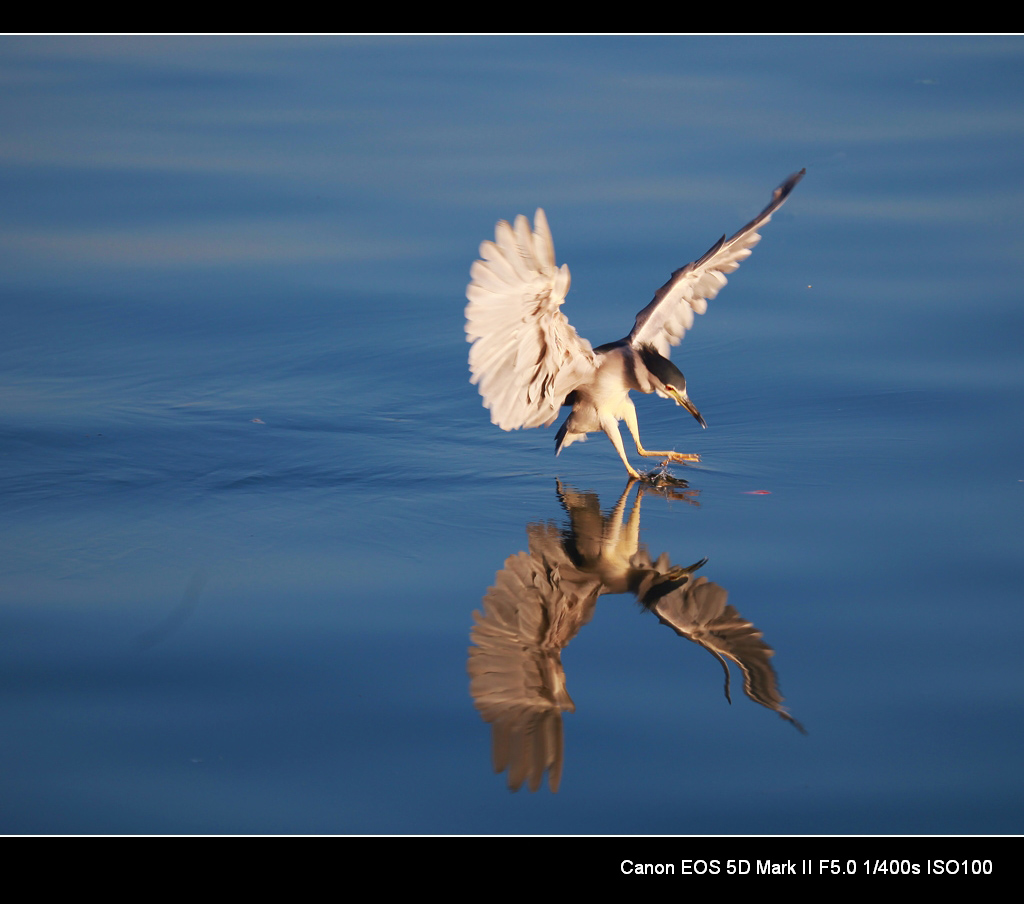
[629,169,804,357]
[466,209,597,430]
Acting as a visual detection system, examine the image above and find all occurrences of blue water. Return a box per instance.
[2,35,1022,834]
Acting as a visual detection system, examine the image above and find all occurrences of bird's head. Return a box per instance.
[636,344,707,429]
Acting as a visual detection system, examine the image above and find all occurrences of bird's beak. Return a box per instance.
[668,388,707,429]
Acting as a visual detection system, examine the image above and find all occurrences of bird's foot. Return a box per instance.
[643,460,687,485]
[643,470,690,487]
[664,451,700,464]
[638,468,699,503]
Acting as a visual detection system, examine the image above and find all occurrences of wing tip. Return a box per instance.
[774,168,806,203]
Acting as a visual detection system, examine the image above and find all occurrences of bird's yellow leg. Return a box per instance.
[623,406,700,464]
[600,418,642,480]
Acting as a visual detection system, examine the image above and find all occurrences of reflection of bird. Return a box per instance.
[466,171,804,478]
[469,480,801,793]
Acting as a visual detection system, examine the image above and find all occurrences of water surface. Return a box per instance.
[1,35,1022,834]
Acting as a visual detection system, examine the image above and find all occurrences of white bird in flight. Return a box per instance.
[465,170,804,478]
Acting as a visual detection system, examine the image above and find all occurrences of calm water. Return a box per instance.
[1,35,1022,834]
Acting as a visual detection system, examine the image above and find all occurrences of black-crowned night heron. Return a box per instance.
[465,170,804,478]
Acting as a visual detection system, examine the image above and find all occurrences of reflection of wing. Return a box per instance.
[466,209,597,430]
[646,575,805,733]
[629,170,805,357]
[468,524,602,792]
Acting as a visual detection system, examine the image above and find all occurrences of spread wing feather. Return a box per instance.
[629,169,804,357]
[466,209,597,430]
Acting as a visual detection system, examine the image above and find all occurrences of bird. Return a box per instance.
[465,170,804,478]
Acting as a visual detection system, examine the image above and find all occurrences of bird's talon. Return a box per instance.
[665,452,700,464]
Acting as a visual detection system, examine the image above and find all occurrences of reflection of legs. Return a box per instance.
[623,405,700,464]
[606,480,635,540]
[605,478,641,551]
[623,479,643,551]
